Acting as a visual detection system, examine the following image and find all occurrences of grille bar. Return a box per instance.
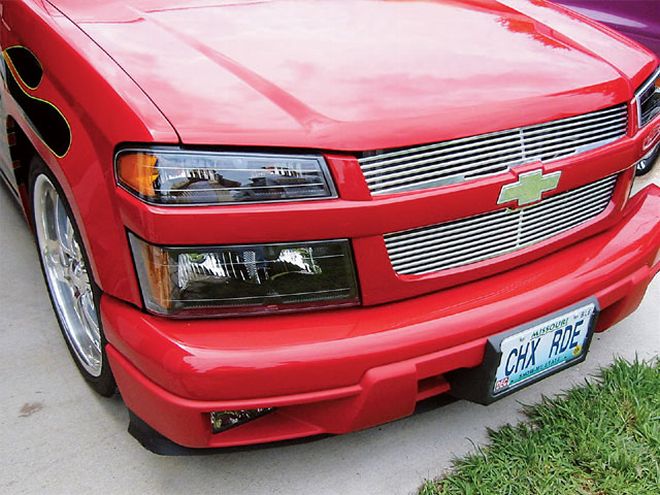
[384,175,618,275]
[359,105,628,195]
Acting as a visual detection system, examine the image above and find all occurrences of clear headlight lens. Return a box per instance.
[116,149,336,205]
[635,67,660,128]
[129,235,359,317]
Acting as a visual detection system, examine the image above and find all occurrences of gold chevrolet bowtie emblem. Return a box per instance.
[497,169,561,207]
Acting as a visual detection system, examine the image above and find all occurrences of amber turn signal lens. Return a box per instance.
[137,240,172,312]
[116,152,159,198]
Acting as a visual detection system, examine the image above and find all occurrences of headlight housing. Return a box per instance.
[129,235,359,317]
[635,67,660,128]
[116,148,336,205]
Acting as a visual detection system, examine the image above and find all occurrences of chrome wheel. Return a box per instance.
[33,175,102,377]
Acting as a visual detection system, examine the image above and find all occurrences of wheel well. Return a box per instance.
[6,117,42,219]
[6,116,38,188]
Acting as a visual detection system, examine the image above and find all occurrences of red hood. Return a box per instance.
[51,0,657,150]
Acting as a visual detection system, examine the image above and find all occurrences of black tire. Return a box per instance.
[28,157,116,397]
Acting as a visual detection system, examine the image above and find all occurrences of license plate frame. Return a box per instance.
[448,298,600,405]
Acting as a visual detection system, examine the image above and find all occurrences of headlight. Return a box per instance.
[129,235,359,317]
[635,67,660,128]
[116,149,336,205]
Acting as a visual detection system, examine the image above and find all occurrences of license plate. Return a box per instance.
[492,302,597,396]
[448,299,599,404]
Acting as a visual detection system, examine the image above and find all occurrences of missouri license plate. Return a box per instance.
[492,301,597,396]
[447,299,599,405]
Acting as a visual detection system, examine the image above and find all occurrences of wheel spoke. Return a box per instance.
[55,196,76,258]
[44,237,62,268]
[33,174,103,377]
[74,290,100,351]
[51,259,69,283]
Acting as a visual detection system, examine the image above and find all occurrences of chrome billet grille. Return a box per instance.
[385,175,618,275]
[359,105,628,195]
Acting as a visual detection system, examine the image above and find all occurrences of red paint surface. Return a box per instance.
[1,0,659,447]
[104,185,660,447]
[50,0,656,150]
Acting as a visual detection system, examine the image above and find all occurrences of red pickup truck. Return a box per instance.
[1,0,658,452]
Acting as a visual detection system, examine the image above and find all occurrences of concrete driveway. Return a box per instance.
[1,167,658,495]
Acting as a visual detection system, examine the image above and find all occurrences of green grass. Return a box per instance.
[420,358,660,495]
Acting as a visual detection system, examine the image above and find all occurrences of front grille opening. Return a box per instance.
[384,175,618,275]
[359,105,628,195]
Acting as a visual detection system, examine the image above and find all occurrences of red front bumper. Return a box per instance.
[102,185,660,449]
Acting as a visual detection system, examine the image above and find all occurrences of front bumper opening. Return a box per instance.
[210,408,274,434]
